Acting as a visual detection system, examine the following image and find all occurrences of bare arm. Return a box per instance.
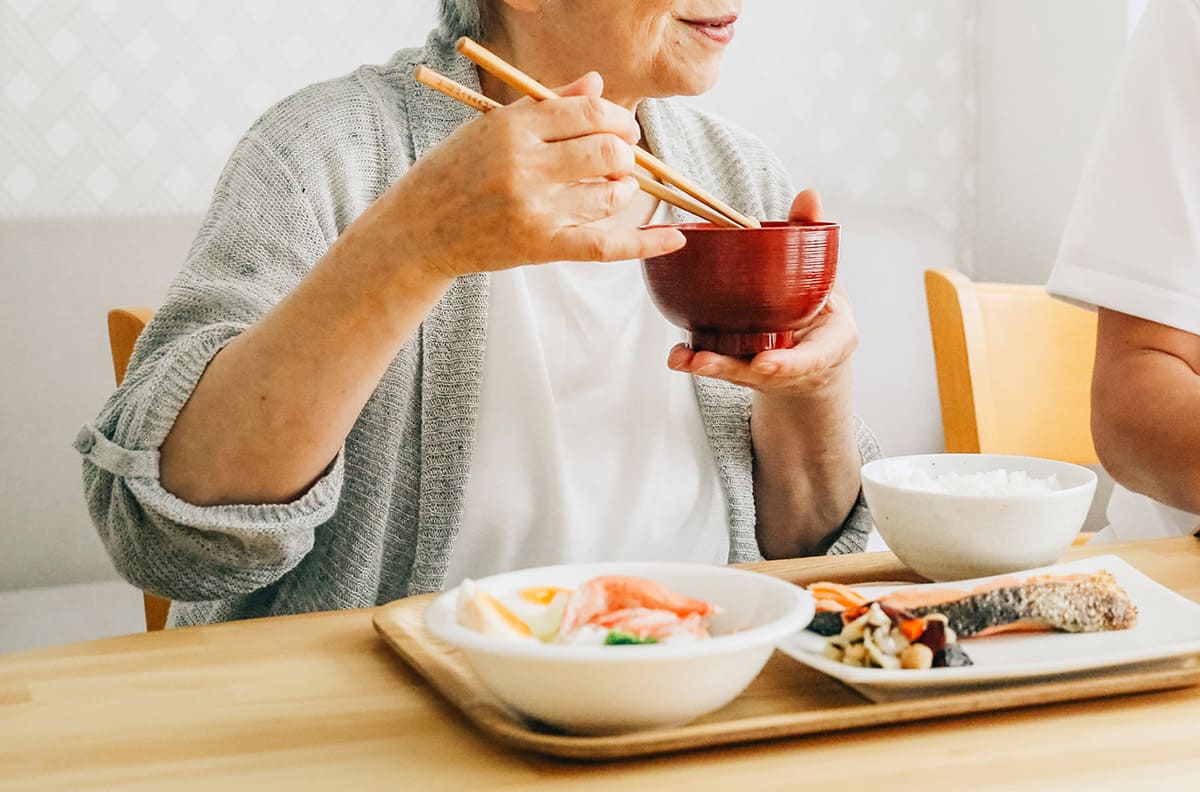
[1091,307,1200,514]
[671,288,862,558]
[750,363,862,557]
[159,74,684,506]
[157,206,454,506]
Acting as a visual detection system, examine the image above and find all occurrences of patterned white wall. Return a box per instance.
[2,0,976,268]
[698,0,976,269]
[1,0,439,216]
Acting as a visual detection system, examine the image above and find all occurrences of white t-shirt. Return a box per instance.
[446,205,731,587]
[1046,0,1200,542]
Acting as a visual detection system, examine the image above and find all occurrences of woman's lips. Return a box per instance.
[680,15,738,45]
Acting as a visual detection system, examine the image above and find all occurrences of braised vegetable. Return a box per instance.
[605,631,660,646]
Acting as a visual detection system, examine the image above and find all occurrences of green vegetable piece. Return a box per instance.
[604,631,659,645]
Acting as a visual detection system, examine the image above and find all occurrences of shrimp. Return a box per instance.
[591,608,712,641]
[556,576,716,638]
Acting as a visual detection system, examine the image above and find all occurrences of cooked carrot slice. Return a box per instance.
[900,618,928,642]
[841,604,870,624]
[808,582,868,610]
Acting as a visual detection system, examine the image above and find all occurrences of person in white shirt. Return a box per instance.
[1047,0,1200,542]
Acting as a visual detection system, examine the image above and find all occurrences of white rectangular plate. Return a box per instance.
[779,555,1200,702]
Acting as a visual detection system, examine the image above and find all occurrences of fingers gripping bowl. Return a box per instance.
[641,221,840,358]
[424,562,815,735]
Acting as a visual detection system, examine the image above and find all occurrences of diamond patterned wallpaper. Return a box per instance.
[699,0,976,267]
[1,0,440,215]
[2,0,976,264]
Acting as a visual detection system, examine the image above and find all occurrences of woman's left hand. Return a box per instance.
[666,190,858,396]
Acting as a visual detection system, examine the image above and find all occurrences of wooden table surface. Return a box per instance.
[2,538,1198,791]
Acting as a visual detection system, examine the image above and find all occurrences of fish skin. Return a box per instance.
[904,572,1138,638]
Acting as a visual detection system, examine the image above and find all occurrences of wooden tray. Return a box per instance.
[373,595,1200,761]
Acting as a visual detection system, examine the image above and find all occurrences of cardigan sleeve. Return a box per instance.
[77,57,417,602]
[76,126,350,601]
[826,416,882,555]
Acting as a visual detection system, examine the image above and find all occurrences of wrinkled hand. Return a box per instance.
[667,190,858,396]
[382,71,685,279]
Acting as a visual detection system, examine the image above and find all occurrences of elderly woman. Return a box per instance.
[77,0,879,626]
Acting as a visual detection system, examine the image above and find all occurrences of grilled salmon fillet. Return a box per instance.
[809,572,1138,639]
[902,572,1137,637]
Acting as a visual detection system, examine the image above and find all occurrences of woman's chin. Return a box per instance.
[653,69,723,98]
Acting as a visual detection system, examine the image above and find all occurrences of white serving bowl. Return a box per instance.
[424,562,814,735]
[861,453,1098,582]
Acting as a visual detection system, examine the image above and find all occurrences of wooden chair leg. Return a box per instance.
[144,593,171,632]
[109,307,173,633]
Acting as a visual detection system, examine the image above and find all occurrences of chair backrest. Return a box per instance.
[106,307,172,632]
[924,269,1099,466]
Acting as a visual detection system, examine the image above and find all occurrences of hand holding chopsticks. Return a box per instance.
[413,66,745,229]
[372,66,693,274]
[413,37,759,230]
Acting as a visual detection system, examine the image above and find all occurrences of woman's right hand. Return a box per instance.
[369,71,686,279]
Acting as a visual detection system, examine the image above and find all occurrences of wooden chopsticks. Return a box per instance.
[413,66,743,229]
[456,38,759,229]
[413,37,760,230]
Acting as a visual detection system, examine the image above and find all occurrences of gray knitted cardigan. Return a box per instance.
[76,31,881,627]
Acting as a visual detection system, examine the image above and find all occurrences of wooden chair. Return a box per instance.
[924,269,1099,466]
[107,307,172,632]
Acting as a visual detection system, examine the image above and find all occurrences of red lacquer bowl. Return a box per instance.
[642,221,840,358]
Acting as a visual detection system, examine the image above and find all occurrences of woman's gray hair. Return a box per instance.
[438,0,492,40]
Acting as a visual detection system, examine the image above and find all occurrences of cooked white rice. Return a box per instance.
[886,467,1061,496]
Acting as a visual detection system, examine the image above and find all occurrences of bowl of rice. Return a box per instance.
[860,454,1098,581]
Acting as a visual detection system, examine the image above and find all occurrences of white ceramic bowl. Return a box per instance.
[424,562,814,735]
[861,454,1098,582]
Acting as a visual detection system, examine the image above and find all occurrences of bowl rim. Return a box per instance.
[424,561,814,662]
[641,220,840,234]
[861,453,1098,501]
